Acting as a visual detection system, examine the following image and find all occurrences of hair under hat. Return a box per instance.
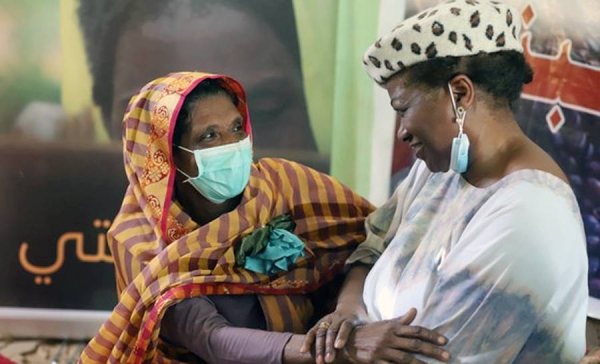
[363,0,524,84]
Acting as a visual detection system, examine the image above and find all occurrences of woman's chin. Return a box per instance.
[422,159,450,173]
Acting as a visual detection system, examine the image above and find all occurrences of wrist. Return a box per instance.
[335,302,367,319]
[283,334,313,364]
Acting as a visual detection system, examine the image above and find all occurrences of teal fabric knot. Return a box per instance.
[236,214,306,275]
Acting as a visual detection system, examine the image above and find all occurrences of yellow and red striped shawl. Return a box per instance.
[80,72,374,363]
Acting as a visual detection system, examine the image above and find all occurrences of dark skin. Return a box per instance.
[389,74,567,186]
[302,266,449,364]
[172,93,247,225]
[171,92,316,363]
[304,72,569,363]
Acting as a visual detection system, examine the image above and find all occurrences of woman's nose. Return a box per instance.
[397,123,410,142]
[223,133,241,145]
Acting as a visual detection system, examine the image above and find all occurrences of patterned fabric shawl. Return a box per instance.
[80,72,374,363]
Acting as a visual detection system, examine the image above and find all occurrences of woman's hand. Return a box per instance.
[301,265,372,364]
[343,308,450,364]
[301,305,367,364]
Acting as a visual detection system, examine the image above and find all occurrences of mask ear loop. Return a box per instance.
[175,145,194,153]
[176,167,194,180]
[173,145,197,179]
[447,83,466,137]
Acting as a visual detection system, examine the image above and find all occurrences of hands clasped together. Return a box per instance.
[301,307,450,364]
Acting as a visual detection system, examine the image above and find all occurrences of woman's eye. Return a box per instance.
[233,123,243,132]
[200,132,216,141]
[396,107,408,116]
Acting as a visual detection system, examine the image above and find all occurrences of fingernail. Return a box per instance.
[438,336,447,344]
[442,351,450,360]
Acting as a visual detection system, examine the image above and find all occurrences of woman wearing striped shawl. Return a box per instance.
[79,72,374,363]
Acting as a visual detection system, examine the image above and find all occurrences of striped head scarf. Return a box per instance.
[80,72,374,363]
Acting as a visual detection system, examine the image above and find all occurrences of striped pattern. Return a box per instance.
[80,72,374,363]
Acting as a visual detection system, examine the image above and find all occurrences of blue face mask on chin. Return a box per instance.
[176,137,253,204]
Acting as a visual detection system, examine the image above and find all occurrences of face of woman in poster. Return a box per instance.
[109,1,316,152]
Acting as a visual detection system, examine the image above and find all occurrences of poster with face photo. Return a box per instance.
[391,0,600,312]
[0,0,336,338]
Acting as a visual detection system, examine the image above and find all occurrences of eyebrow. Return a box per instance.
[390,89,416,107]
[230,116,244,126]
[196,116,244,133]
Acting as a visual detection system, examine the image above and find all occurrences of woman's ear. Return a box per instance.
[448,74,475,110]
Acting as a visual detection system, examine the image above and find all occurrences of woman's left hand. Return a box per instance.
[341,308,450,364]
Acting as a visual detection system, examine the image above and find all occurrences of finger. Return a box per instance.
[370,359,396,364]
[395,325,448,345]
[379,348,426,364]
[334,321,354,349]
[397,308,417,325]
[315,325,328,364]
[324,323,340,363]
[391,337,450,362]
[300,327,317,353]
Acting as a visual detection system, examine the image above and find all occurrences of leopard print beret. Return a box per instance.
[363,0,523,85]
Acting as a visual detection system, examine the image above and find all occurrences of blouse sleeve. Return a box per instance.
[346,160,431,267]
[161,297,293,364]
[414,182,587,363]
[344,188,401,266]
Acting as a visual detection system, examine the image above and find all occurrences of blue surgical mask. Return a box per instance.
[448,83,470,174]
[450,133,470,173]
[176,137,253,204]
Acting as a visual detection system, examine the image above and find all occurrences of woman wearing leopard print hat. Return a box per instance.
[302,0,587,363]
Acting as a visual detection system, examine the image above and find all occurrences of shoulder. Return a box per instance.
[449,178,587,300]
[485,175,582,228]
[255,157,310,172]
[508,140,570,185]
[461,176,586,266]
[253,157,323,184]
[254,158,342,192]
[253,158,372,207]
[255,157,357,186]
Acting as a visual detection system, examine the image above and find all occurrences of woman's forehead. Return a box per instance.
[385,74,412,99]
[188,95,241,127]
